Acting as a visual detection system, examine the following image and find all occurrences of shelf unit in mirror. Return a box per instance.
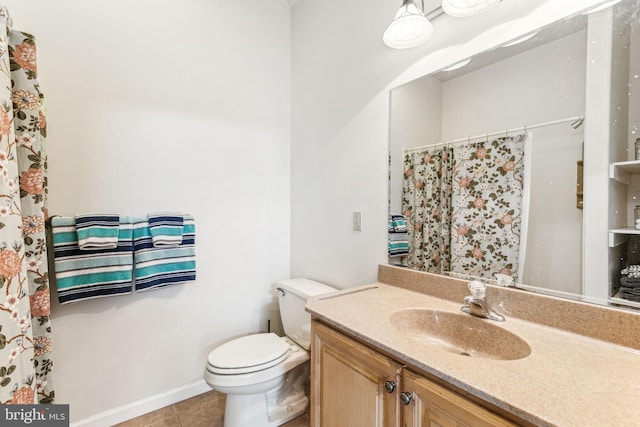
[609,159,640,184]
[609,159,640,247]
[609,160,640,309]
[609,228,640,248]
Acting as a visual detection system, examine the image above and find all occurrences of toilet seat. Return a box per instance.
[207,333,291,375]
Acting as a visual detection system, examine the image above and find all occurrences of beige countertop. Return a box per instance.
[307,283,640,427]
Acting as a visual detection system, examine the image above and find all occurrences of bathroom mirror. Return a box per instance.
[388,0,640,310]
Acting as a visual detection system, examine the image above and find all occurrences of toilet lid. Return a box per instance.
[207,333,291,374]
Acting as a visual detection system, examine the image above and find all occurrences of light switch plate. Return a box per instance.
[353,211,362,231]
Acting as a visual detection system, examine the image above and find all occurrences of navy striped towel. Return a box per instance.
[148,213,184,247]
[51,216,134,304]
[388,232,409,256]
[389,214,408,233]
[133,215,196,292]
[75,214,120,250]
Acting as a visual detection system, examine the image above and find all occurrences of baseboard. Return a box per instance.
[70,380,212,427]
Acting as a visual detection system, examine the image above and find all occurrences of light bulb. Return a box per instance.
[383,0,434,49]
[442,0,501,18]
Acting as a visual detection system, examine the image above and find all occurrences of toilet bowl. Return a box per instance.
[203,278,336,427]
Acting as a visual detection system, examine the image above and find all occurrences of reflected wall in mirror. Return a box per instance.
[388,0,640,309]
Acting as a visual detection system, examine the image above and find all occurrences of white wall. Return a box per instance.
[4,0,291,424]
[291,0,606,289]
[440,31,587,139]
[584,7,618,300]
[389,76,443,215]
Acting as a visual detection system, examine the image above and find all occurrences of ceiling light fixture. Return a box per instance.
[442,0,502,18]
[383,0,434,49]
[384,0,503,50]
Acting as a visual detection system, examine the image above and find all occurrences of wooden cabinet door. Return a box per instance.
[311,321,402,427]
[401,369,519,427]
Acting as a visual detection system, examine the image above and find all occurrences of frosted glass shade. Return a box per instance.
[442,0,501,17]
[383,0,434,49]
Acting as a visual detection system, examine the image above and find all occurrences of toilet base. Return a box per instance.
[223,364,309,427]
[224,392,308,427]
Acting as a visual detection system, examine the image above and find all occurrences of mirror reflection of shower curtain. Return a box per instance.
[402,146,453,273]
[402,133,528,282]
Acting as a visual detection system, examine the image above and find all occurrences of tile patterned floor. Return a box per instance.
[114,390,310,427]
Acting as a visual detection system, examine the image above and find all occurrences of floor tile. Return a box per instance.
[282,412,310,427]
[113,405,181,427]
[175,390,226,427]
[116,389,310,427]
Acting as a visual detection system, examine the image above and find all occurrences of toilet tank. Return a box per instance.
[276,278,336,350]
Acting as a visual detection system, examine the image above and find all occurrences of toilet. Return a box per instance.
[204,278,336,427]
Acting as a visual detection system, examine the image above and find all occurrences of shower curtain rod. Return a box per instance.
[404,115,584,153]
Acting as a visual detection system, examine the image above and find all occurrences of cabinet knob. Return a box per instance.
[383,381,396,393]
[400,392,413,405]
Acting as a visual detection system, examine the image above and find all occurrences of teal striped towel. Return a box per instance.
[75,214,120,250]
[148,213,184,247]
[388,232,409,256]
[51,216,134,304]
[389,214,407,233]
[133,215,196,292]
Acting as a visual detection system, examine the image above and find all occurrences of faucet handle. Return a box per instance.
[468,280,486,298]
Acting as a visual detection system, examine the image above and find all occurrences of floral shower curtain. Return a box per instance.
[0,6,54,404]
[402,134,526,282]
[401,145,453,272]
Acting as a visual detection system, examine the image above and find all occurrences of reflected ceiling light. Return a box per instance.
[383,0,434,49]
[441,58,471,71]
[502,31,538,47]
[442,0,501,18]
[582,0,622,14]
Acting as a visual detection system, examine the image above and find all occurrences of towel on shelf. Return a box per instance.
[147,213,184,247]
[619,291,640,302]
[75,214,121,250]
[133,215,196,292]
[51,216,134,304]
[621,277,640,288]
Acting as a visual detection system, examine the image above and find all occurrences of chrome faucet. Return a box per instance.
[460,280,505,322]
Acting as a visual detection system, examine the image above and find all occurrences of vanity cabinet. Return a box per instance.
[311,320,401,426]
[311,321,518,427]
[401,369,517,427]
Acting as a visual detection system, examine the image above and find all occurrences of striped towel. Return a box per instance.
[388,232,409,256]
[75,214,120,250]
[148,213,184,247]
[389,214,408,233]
[51,216,134,304]
[133,215,196,292]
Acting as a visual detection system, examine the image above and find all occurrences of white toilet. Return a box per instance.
[204,278,336,427]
